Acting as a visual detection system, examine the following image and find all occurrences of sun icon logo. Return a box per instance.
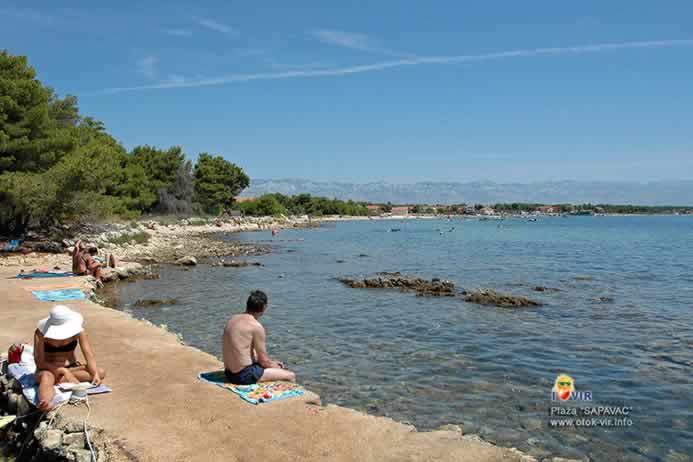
[552,374,575,401]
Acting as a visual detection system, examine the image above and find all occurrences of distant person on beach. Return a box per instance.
[34,305,106,411]
[71,240,116,287]
[222,290,296,384]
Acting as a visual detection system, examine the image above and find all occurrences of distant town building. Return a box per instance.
[479,206,496,216]
[234,197,256,203]
[366,204,383,213]
[390,206,410,216]
[537,205,558,214]
[464,205,477,215]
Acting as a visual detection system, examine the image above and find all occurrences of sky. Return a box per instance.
[2,1,692,183]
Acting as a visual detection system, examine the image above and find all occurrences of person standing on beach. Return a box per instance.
[222,290,296,384]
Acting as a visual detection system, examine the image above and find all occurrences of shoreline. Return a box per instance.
[0,217,574,461]
[0,260,541,461]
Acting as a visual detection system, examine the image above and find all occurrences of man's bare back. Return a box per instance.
[221,290,296,384]
[223,314,260,373]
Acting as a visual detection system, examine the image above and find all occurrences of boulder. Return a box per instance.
[175,256,197,266]
[39,429,63,450]
[464,290,541,308]
[63,431,85,448]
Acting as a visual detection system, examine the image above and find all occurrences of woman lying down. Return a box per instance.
[34,305,106,411]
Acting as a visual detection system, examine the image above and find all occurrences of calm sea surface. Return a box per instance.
[107,216,692,461]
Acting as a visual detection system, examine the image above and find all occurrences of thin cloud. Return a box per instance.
[136,56,158,79]
[195,17,236,37]
[101,39,693,94]
[165,28,193,37]
[312,29,409,57]
[0,7,55,25]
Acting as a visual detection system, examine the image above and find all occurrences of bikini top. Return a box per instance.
[44,339,78,354]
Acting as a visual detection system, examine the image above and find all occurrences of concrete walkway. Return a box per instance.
[0,263,528,462]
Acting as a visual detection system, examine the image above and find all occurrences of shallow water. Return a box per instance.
[107,216,693,461]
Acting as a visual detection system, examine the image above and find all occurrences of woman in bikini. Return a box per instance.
[34,305,106,411]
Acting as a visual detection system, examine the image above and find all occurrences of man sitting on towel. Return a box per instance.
[222,290,296,384]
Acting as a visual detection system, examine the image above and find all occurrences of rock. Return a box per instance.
[175,256,197,266]
[63,431,85,448]
[222,260,248,267]
[16,395,31,416]
[591,296,614,304]
[68,448,93,462]
[61,421,85,433]
[665,450,691,462]
[40,429,63,450]
[338,272,456,296]
[358,254,369,257]
[464,290,542,308]
[134,298,177,307]
[522,418,543,431]
[336,259,346,263]
[31,241,64,253]
[437,424,463,434]
[7,391,18,413]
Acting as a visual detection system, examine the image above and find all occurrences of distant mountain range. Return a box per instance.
[242,179,693,206]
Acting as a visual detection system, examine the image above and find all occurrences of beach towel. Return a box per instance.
[17,271,76,279]
[198,370,305,405]
[5,349,112,410]
[32,288,86,302]
[7,363,72,409]
[2,239,22,252]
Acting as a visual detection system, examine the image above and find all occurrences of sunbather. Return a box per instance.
[34,305,106,411]
[72,240,115,287]
[222,290,296,384]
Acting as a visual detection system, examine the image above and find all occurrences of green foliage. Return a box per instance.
[0,50,252,234]
[237,193,370,217]
[237,195,288,216]
[194,153,249,214]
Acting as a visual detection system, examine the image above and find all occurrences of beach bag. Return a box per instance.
[8,344,23,364]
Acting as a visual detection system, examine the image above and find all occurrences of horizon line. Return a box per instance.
[96,39,693,94]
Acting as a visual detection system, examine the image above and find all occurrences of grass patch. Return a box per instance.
[187,218,209,226]
[108,231,150,246]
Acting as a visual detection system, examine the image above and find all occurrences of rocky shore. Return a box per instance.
[0,262,553,462]
[1,369,117,462]
[338,272,544,307]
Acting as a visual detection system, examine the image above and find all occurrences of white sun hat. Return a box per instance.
[37,305,84,340]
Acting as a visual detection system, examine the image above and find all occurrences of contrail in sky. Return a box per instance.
[99,39,693,94]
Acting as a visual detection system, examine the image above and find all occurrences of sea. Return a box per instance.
[105,215,692,461]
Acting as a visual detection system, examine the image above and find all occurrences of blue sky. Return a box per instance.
[2,1,692,183]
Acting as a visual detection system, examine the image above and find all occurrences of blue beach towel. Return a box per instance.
[32,288,86,302]
[198,370,305,405]
[2,239,21,252]
[17,271,76,279]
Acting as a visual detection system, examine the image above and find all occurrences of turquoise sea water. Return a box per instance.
[109,216,692,461]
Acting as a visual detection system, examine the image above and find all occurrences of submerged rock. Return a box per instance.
[338,272,456,296]
[592,296,615,304]
[222,260,263,267]
[176,256,197,266]
[464,290,542,308]
[134,298,178,307]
